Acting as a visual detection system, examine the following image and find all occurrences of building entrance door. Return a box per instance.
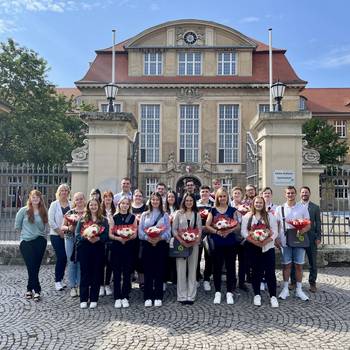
[176,176,202,199]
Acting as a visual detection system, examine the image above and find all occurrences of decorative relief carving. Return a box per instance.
[175,27,205,46]
[302,140,320,164]
[176,87,202,103]
[71,139,89,162]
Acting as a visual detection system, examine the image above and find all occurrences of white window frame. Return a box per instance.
[334,120,347,138]
[178,52,202,76]
[144,52,163,75]
[139,104,161,163]
[145,178,158,197]
[217,104,240,164]
[221,178,233,193]
[258,103,276,113]
[299,96,307,111]
[217,51,237,76]
[334,178,348,199]
[178,104,200,163]
[99,102,122,113]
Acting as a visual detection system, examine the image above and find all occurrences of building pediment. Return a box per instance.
[124,19,257,50]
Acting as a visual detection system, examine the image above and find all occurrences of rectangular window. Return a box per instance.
[100,103,121,113]
[217,51,237,75]
[334,120,347,138]
[179,105,199,162]
[144,52,163,75]
[145,178,158,197]
[178,52,201,76]
[140,104,160,163]
[218,104,239,163]
[259,104,276,112]
[221,178,233,192]
[334,179,348,199]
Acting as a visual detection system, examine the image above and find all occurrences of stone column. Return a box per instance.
[249,111,324,203]
[67,112,138,195]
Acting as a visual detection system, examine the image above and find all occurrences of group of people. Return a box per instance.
[15,177,321,310]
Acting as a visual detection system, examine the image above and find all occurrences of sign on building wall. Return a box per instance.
[272,170,295,186]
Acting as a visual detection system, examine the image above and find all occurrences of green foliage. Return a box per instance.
[303,118,349,165]
[0,38,86,164]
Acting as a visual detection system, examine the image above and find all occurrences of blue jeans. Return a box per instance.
[64,235,80,288]
[50,235,67,282]
[281,246,305,265]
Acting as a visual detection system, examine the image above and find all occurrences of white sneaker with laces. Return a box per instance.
[295,288,309,301]
[213,292,221,304]
[70,288,77,298]
[253,295,262,306]
[203,281,211,291]
[80,302,88,309]
[99,286,105,297]
[114,299,122,308]
[121,298,130,308]
[270,296,279,308]
[226,292,234,305]
[89,302,97,309]
[144,299,152,307]
[260,282,265,291]
[278,287,290,300]
[55,282,64,291]
[105,285,113,296]
[154,299,162,307]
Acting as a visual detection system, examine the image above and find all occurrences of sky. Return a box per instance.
[0,0,349,88]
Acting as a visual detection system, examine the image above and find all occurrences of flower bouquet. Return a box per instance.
[287,218,311,231]
[178,227,200,243]
[199,208,210,220]
[64,213,80,225]
[145,225,165,238]
[249,223,270,242]
[112,224,136,240]
[213,215,238,230]
[81,221,105,239]
[237,204,251,215]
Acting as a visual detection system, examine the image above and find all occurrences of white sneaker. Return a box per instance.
[253,295,262,306]
[89,302,97,309]
[260,282,265,291]
[154,299,162,307]
[99,286,105,297]
[203,281,211,291]
[61,282,67,289]
[226,292,234,305]
[70,288,77,298]
[213,292,221,304]
[163,283,167,292]
[278,287,290,300]
[105,285,113,296]
[121,298,129,308]
[144,299,152,307]
[295,288,309,301]
[270,296,279,308]
[80,302,88,309]
[114,299,122,308]
[55,282,64,291]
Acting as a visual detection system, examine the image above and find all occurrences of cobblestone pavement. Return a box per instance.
[0,266,349,350]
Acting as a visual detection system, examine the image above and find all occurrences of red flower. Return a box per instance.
[213,215,238,230]
[112,224,136,239]
[65,213,80,225]
[145,225,165,238]
[199,208,209,219]
[178,227,200,242]
[81,221,105,238]
[286,219,311,231]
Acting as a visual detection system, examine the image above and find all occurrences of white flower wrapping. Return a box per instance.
[83,224,100,238]
[116,227,134,239]
[251,229,269,242]
[182,231,197,242]
[215,220,230,230]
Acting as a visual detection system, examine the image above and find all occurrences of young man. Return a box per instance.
[242,184,257,208]
[113,177,132,205]
[209,178,222,202]
[156,182,167,207]
[179,179,200,203]
[276,186,311,301]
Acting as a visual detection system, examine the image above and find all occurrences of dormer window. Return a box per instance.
[218,51,237,76]
[299,96,307,111]
[144,52,163,75]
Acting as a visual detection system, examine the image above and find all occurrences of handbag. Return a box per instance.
[169,213,197,258]
[282,207,310,248]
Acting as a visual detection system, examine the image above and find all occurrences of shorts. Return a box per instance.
[281,246,305,265]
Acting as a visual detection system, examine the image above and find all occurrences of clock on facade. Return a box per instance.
[183,31,197,45]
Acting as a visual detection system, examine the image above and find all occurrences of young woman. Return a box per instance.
[109,196,138,308]
[131,189,148,289]
[90,188,102,203]
[75,198,109,309]
[241,196,279,308]
[15,190,48,301]
[61,192,86,297]
[138,192,171,307]
[48,184,71,291]
[172,193,202,304]
[205,187,241,305]
[100,190,116,297]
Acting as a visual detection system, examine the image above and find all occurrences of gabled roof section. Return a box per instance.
[301,88,350,114]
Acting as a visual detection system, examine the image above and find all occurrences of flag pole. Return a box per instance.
[268,28,273,111]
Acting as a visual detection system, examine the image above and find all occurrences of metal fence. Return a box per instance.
[319,166,350,245]
[0,163,71,241]
[246,131,258,187]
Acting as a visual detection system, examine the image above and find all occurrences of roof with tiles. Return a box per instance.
[56,88,81,99]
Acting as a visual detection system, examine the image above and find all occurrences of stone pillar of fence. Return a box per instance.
[67,112,138,195]
[249,111,324,204]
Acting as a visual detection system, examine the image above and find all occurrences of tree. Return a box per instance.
[0,39,86,164]
[303,118,349,165]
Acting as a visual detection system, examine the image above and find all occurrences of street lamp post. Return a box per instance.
[271,81,286,111]
[104,83,118,112]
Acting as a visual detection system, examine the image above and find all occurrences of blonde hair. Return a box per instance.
[214,187,229,207]
[55,184,70,200]
[72,192,85,208]
[116,196,132,214]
